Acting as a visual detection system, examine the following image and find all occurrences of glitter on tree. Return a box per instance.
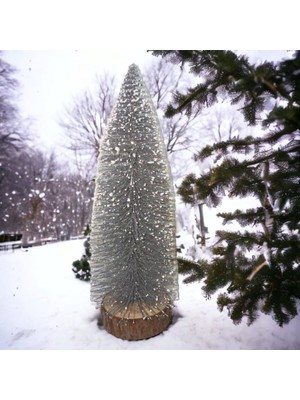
[90,64,178,332]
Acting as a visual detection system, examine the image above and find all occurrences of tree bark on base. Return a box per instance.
[101,297,173,341]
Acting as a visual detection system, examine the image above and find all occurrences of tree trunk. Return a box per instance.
[21,230,29,247]
[198,203,206,247]
[101,296,173,341]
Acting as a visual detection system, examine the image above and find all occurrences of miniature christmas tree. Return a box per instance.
[90,64,178,339]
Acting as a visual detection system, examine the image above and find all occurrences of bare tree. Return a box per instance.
[197,100,249,146]
[0,54,95,241]
[0,54,29,166]
[0,144,94,243]
[143,57,184,109]
[0,147,56,243]
[145,58,201,154]
[59,59,202,166]
[59,73,116,163]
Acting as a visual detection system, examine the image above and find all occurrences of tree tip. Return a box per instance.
[127,63,142,75]
[128,63,140,70]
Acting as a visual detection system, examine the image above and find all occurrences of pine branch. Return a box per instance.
[216,230,265,250]
[196,136,258,161]
[157,50,300,327]
[218,208,265,227]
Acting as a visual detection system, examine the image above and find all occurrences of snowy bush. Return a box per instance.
[72,225,91,281]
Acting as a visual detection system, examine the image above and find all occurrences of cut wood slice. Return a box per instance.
[101,296,173,341]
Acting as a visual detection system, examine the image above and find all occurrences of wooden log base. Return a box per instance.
[101,297,173,341]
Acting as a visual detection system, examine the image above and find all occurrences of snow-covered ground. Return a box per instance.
[1,238,299,350]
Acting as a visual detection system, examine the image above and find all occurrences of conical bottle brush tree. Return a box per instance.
[90,64,179,340]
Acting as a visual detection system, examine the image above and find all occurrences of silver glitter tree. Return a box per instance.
[90,64,178,316]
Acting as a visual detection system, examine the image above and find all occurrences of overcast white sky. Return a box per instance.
[1,1,296,152]
[3,50,155,149]
[3,50,291,151]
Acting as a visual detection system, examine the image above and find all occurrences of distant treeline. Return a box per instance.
[0,233,22,243]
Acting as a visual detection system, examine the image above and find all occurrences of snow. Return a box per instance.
[1,239,299,350]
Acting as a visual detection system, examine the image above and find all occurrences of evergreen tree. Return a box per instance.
[154,50,300,326]
[90,64,178,314]
[72,224,91,281]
